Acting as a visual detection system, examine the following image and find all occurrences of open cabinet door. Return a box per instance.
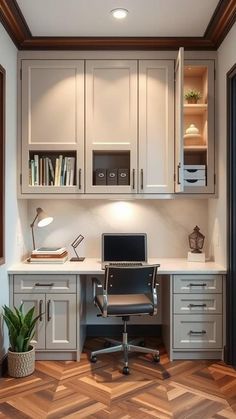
[175,47,184,192]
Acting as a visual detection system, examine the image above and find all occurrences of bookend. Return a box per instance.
[70,234,85,262]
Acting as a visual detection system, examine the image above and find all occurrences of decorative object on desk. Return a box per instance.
[70,234,85,261]
[184,89,201,104]
[185,124,199,135]
[188,226,205,262]
[30,207,53,250]
[2,303,41,377]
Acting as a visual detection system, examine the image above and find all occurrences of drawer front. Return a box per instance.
[173,314,222,349]
[174,275,222,294]
[173,294,222,314]
[13,275,76,293]
[184,169,205,180]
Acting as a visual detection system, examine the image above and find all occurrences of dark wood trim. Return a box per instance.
[204,0,236,49]
[0,0,31,48]
[0,65,5,266]
[0,0,235,50]
[226,62,236,366]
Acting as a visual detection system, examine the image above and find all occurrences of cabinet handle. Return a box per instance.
[39,299,43,321]
[189,330,206,335]
[35,283,54,287]
[47,300,51,321]
[177,163,181,185]
[189,303,207,308]
[78,168,82,190]
[140,169,144,190]
[132,169,135,190]
[189,283,207,287]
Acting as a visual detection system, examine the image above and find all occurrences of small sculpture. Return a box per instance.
[188,226,205,253]
[70,234,85,261]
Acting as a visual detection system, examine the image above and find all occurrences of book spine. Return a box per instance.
[34,155,39,186]
[31,160,35,185]
[39,157,43,186]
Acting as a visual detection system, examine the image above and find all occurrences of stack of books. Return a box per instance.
[28,247,68,263]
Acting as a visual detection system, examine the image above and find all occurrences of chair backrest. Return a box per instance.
[104,265,159,295]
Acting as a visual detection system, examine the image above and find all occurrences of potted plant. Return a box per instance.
[2,303,41,378]
[184,89,201,104]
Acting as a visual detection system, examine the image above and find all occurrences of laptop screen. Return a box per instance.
[102,233,147,262]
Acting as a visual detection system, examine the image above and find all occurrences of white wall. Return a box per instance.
[0,24,28,360]
[28,199,209,258]
[208,22,236,266]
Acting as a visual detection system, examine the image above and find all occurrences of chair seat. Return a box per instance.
[95,294,154,315]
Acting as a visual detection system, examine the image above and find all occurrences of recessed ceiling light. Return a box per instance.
[111,8,129,19]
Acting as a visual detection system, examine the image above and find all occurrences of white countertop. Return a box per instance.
[8,258,227,275]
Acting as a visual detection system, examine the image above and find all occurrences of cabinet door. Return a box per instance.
[45,294,76,350]
[139,60,174,193]
[175,48,184,192]
[14,293,45,349]
[85,60,137,193]
[21,60,84,194]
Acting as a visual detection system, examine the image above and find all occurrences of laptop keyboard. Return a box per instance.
[108,262,143,267]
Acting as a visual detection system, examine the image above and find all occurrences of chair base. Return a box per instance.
[90,332,160,374]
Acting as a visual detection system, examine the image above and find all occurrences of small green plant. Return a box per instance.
[184,89,201,101]
[2,303,41,352]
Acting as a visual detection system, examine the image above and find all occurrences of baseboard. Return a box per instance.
[0,355,7,377]
[87,324,162,337]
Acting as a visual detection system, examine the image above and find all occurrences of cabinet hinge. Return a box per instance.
[20,68,22,80]
[214,173,216,185]
[20,174,22,185]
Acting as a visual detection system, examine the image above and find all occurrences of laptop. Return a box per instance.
[102,233,147,269]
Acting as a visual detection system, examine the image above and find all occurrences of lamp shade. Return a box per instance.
[36,208,53,227]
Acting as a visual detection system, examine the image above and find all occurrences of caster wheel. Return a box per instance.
[90,355,97,363]
[123,366,130,375]
[153,354,160,363]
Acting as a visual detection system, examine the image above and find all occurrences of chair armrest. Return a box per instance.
[153,281,160,315]
[91,277,103,301]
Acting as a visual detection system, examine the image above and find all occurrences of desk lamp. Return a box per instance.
[70,234,85,261]
[30,207,53,250]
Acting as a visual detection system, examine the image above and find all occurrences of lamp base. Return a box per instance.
[187,252,205,262]
[70,257,85,262]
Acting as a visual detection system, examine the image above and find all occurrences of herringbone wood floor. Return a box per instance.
[0,338,236,418]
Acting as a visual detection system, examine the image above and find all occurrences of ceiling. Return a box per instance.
[0,0,236,50]
[16,0,219,37]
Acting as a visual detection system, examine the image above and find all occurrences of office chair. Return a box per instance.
[90,264,160,375]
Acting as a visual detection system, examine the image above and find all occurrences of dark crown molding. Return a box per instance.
[0,0,236,50]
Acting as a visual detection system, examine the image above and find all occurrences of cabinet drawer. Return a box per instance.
[173,275,222,294]
[184,169,205,180]
[173,294,222,314]
[184,179,206,186]
[13,275,76,293]
[173,314,222,349]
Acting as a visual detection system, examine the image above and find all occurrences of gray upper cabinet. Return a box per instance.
[21,60,84,194]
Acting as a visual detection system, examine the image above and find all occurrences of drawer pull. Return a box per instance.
[189,283,207,287]
[189,303,207,308]
[39,299,43,321]
[35,283,54,287]
[189,330,206,335]
[132,169,135,190]
[47,300,51,321]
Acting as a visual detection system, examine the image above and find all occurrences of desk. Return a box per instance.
[8,258,226,361]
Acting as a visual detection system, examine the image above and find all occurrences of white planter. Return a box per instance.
[7,346,35,378]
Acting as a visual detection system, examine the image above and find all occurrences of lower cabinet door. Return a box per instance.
[14,293,45,349]
[173,314,222,349]
[45,294,76,350]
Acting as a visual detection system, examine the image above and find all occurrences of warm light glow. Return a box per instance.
[111,8,128,19]
[38,216,53,227]
[111,201,133,219]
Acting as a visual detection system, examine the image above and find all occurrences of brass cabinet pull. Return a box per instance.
[47,300,51,321]
[140,169,144,190]
[189,330,206,335]
[39,300,43,321]
[78,168,82,189]
[35,283,54,287]
[132,169,135,190]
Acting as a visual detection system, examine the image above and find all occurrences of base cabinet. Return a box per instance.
[171,274,224,360]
